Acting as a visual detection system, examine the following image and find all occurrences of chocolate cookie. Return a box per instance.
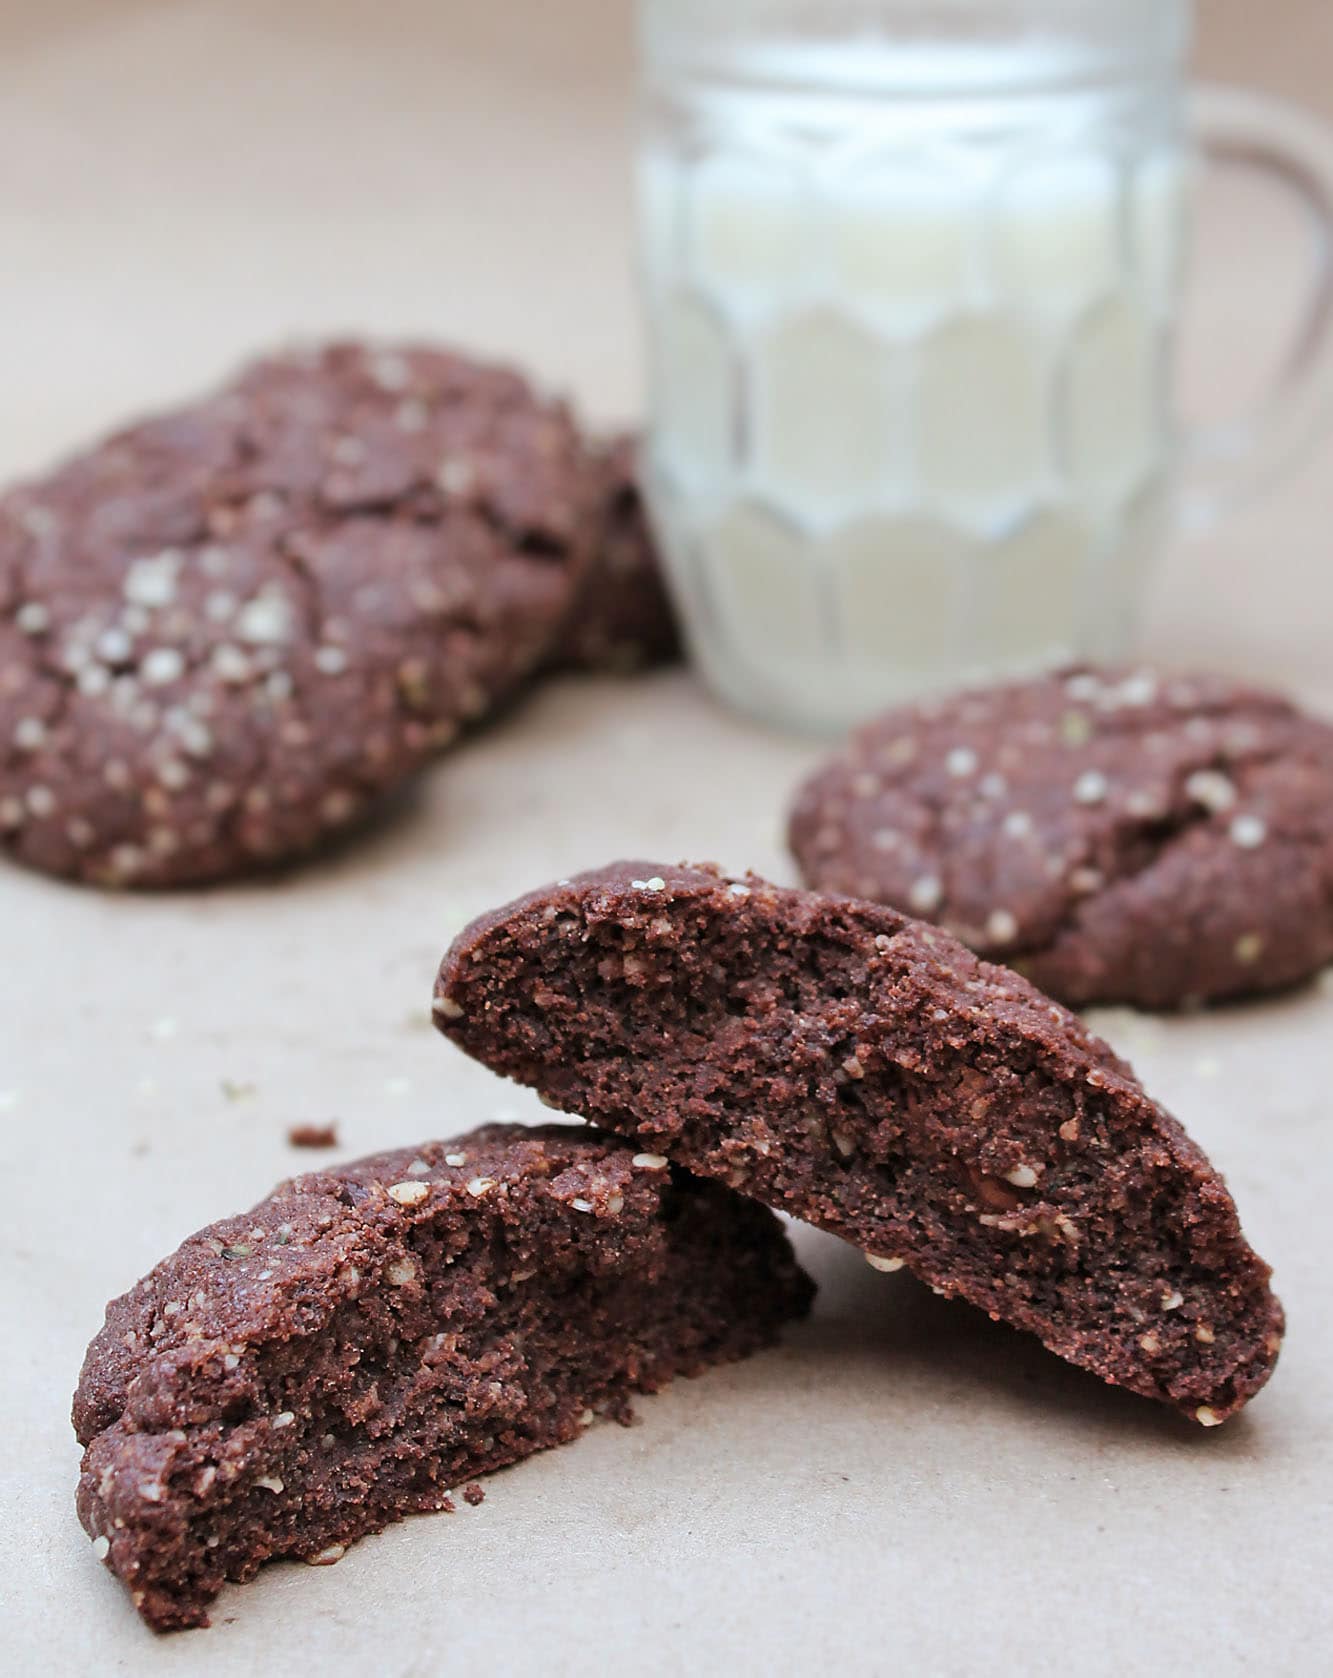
[74,1123,812,1631]
[545,436,680,674]
[436,864,1283,1424]
[1,342,595,886]
[789,666,1333,1009]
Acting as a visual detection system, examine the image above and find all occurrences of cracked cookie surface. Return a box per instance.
[74,1122,812,1631]
[789,666,1333,1009]
[435,862,1284,1423]
[0,342,594,886]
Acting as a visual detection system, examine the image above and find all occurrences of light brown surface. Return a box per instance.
[2,3,1331,1672]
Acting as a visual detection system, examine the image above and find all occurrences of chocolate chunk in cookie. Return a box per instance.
[436,864,1283,1424]
[74,1123,812,1631]
[546,436,680,675]
[789,666,1333,1009]
[1,342,595,886]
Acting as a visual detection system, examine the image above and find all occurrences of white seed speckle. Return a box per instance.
[631,876,667,892]
[632,1154,669,1170]
[1230,814,1267,849]
[236,593,294,645]
[386,1258,417,1286]
[124,553,182,608]
[1184,769,1236,813]
[1073,770,1108,805]
[866,1254,905,1273]
[16,602,50,635]
[727,882,751,897]
[945,746,978,777]
[1195,1406,1224,1428]
[212,644,252,683]
[307,1543,347,1566]
[314,645,348,676]
[986,909,1019,945]
[1195,1323,1216,1344]
[141,647,185,686]
[13,716,46,750]
[466,1177,496,1198]
[1004,1164,1040,1188]
[444,1153,467,1168]
[1233,933,1265,966]
[26,785,56,818]
[433,994,464,1020]
[205,589,237,623]
[570,1197,595,1213]
[437,458,477,496]
[1002,810,1033,838]
[254,1475,285,1493]
[91,1534,111,1560]
[96,626,134,664]
[273,1411,295,1429]
[908,875,943,914]
[388,1180,430,1206]
[1161,1289,1184,1311]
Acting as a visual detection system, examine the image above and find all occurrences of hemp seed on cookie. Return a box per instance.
[74,1123,811,1631]
[789,666,1333,1009]
[0,341,595,886]
[436,862,1283,1423]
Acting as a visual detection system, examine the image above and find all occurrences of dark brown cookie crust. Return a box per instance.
[1,342,595,886]
[74,1122,812,1631]
[789,666,1333,1010]
[436,863,1283,1423]
[545,436,680,675]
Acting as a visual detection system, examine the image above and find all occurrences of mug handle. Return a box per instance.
[1178,84,1333,534]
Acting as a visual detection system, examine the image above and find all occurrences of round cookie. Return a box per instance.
[545,436,680,675]
[789,666,1333,1009]
[0,341,595,886]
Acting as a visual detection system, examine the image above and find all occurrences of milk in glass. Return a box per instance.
[639,41,1189,731]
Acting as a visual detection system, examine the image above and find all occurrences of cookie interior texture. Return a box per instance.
[789,665,1333,1009]
[73,1123,812,1631]
[436,863,1283,1424]
[0,342,598,887]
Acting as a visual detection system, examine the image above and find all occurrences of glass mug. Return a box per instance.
[635,0,1333,733]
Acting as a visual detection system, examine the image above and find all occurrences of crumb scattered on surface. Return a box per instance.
[287,1122,339,1149]
[462,1483,485,1507]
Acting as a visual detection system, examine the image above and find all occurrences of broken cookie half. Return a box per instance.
[73,1123,812,1631]
[435,863,1284,1425]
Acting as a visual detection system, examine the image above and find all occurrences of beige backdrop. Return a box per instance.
[2,5,1331,1675]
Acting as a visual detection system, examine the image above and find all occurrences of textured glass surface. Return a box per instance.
[638,26,1190,731]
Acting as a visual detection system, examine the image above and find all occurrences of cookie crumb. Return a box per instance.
[462,1483,485,1507]
[288,1122,339,1149]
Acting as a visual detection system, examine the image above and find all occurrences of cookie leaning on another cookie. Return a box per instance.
[436,863,1284,1424]
[789,666,1333,1009]
[74,1123,813,1631]
[0,342,596,886]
